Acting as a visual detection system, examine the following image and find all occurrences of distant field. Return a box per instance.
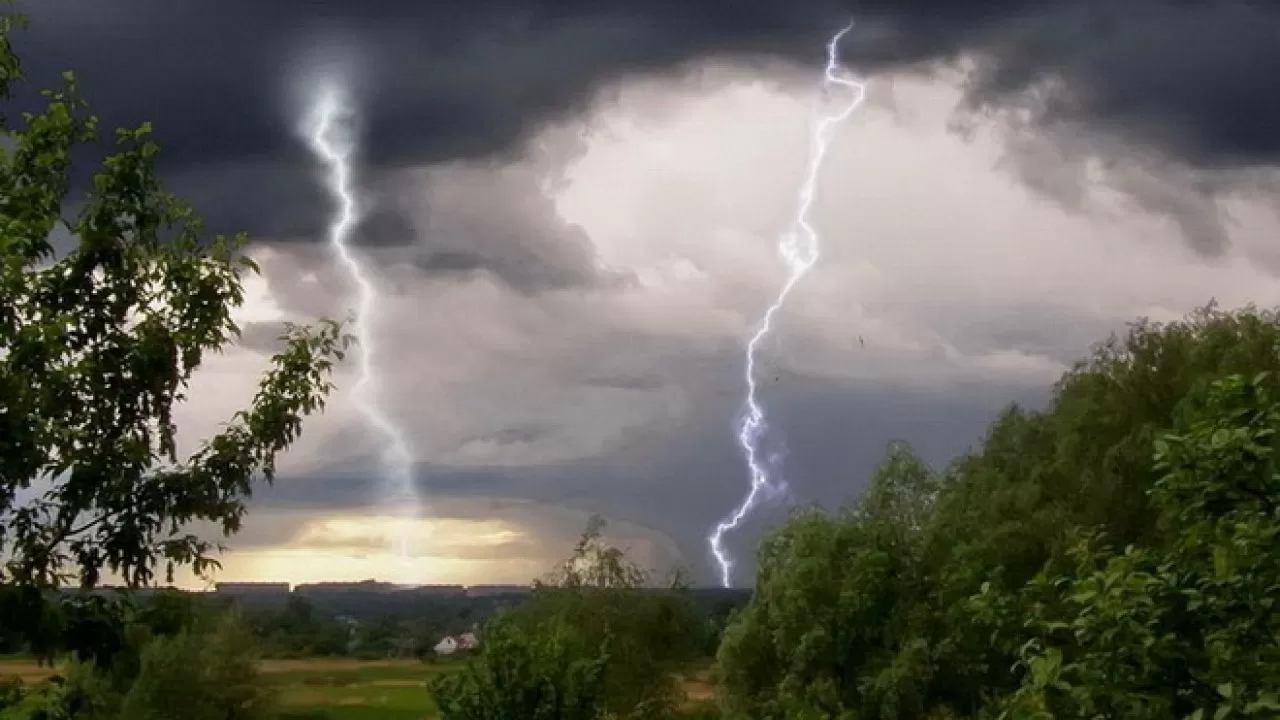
[0,656,54,684]
[0,655,718,719]
[268,658,454,719]
[0,656,445,719]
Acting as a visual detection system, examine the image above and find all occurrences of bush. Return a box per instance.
[431,519,701,719]
[0,678,22,711]
[429,615,611,720]
[0,662,120,720]
[119,612,276,720]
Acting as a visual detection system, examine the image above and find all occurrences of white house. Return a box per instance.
[434,632,481,656]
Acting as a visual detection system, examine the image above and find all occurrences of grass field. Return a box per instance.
[0,656,718,719]
[267,658,447,719]
[0,657,446,719]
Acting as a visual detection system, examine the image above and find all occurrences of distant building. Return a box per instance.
[434,632,481,656]
[433,636,459,656]
[296,580,397,595]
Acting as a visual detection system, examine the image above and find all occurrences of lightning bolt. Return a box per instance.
[304,83,421,579]
[708,22,866,588]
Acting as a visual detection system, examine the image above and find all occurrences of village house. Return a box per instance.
[432,632,480,656]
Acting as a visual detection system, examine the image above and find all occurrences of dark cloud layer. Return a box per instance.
[12,0,1280,261]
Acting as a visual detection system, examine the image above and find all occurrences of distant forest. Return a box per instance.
[0,583,751,661]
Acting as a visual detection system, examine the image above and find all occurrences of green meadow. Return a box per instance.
[267,659,444,720]
[1,658,445,720]
[0,657,719,720]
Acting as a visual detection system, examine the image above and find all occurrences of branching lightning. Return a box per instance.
[708,22,866,588]
[304,83,421,575]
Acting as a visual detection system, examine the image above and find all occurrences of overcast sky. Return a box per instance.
[14,0,1280,587]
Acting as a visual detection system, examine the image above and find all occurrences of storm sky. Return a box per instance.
[14,0,1280,586]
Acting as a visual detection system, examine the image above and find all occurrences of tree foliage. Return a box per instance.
[432,517,705,719]
[717,305,1280,719]
[716,442,941,719]
[0,609,274,720]
[119,612,275,720]
[430,615,613,720]
[0,4,347,592]
[993,372,1280,718]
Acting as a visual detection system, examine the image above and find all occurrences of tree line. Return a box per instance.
[1,5,1277,718]
[715,305,1280,718]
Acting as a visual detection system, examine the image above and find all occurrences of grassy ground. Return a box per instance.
[0,656,446,719]
[0,655,718,719]
[267,658,448,720]
[0,656,58,684]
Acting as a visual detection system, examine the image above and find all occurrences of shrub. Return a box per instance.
[429,615,611,720]
[119,612,275,720]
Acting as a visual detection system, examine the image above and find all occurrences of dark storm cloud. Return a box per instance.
[390,164,609,292]
[13,0,1280,259]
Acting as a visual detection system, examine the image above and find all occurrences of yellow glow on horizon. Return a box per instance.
[166,512,551,589]
[206,547,544,588]
[293,514,526,550]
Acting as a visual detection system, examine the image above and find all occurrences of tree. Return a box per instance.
[132,588,206,639]
[120,612,276,720]
[716,442,941,720]
[527,516,702,716]
[992,372,1280,718]
[432,517,702,719]
[429,615,612,720]
[913,304,1280,715]
[716,305,1280,719]
[0,6,347,592]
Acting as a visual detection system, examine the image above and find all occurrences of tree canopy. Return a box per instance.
[716,304,1280,719]
[431,517,708,719]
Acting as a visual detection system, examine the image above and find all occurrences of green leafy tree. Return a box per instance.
[0,5,347,593]
[523,517,702,717]
[716,442,941,720]
[433,517,701,719]
[430,615,612,720]
[993,372,1280,719]
[717,305,1280,718]
[909,304,1280,715]
[119,611,275,720]
[0,585,64,665]
[0,659,120,720]
[132,588,206,639]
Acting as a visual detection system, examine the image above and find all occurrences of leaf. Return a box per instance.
[1244,694,1280,713]
[1213,546,1232,578]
